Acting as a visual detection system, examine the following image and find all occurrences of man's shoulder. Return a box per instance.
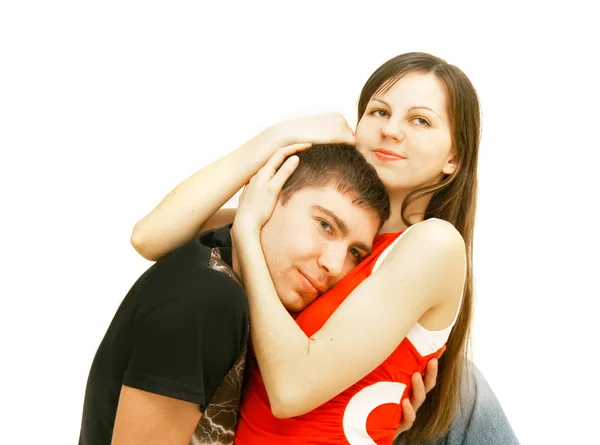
[150,224,233,276]
[150,224,234,272]
[197,224,234,251]
[194,223,242,287]
[115,227,237,319]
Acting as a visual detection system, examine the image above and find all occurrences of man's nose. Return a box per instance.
[317,242,347,278]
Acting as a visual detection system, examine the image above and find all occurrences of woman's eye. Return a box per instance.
[413,117,431,127]
[371,109,388,118]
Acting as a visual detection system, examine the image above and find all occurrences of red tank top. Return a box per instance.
[234,230,452,445]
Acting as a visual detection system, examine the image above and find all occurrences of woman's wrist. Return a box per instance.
[261,121,296,149]
[231,218,261,244]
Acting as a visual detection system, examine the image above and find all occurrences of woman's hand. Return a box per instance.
[394,349,444,437]
[269,112,356,147]
[130,112,350,262]
[233,146,301,236]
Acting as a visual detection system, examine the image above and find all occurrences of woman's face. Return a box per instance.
[355,72,456,193]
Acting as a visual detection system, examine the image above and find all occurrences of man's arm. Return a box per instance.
[112,385,201,445]
[113,253,248,443]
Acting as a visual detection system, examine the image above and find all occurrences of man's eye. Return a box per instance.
[349,247,362,259]
[319,220,332,232]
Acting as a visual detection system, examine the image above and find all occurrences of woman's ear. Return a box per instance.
[442,154,458,175]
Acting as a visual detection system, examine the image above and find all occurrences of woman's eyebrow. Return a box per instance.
[371,99,443,120]
[407,105,442,119]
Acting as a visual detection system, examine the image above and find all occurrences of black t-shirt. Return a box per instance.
[79,225,249,445]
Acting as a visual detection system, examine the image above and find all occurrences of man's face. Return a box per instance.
[260,186,381,312]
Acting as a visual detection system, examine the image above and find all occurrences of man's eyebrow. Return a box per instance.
[312,205,372,254]
[313,205,348,235]
[353,241,372,256]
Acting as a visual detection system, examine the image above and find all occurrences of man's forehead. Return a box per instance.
[292,185,377,225]
[296,185,359,204]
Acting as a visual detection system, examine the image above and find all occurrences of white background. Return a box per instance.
[1,1,598,444]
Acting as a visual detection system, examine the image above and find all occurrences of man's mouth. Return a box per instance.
[298,270,326,295]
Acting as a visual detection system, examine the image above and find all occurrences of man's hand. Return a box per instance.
[395,346,445,436]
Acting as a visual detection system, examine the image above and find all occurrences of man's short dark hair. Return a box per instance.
[280,144,390,227]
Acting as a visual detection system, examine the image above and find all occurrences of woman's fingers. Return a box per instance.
[258,144,309,180]
[410,371,427,410]
[395,398,416,435]
[423,357,439,394]
[279,142,312,157]
[269,155,299,192]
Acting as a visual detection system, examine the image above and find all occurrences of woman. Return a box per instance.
[132,52,480,444]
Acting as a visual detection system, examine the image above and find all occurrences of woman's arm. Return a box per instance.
[194,208,237,233]
[234,219,465,418]
[130,130,304,260]
[230,161,465,418]
[131,113,355,261]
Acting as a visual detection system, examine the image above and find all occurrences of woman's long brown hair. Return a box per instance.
[357,52,481,444]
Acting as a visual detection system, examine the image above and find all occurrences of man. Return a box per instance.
[79,143,391,445]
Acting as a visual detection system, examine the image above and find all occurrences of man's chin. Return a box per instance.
[280,291,312,313]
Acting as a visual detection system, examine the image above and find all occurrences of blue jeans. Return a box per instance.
[396,361,520,445]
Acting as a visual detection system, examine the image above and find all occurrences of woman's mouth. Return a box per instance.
[373,148,405,161]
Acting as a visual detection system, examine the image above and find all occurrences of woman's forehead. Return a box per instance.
[372,72,448,114]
